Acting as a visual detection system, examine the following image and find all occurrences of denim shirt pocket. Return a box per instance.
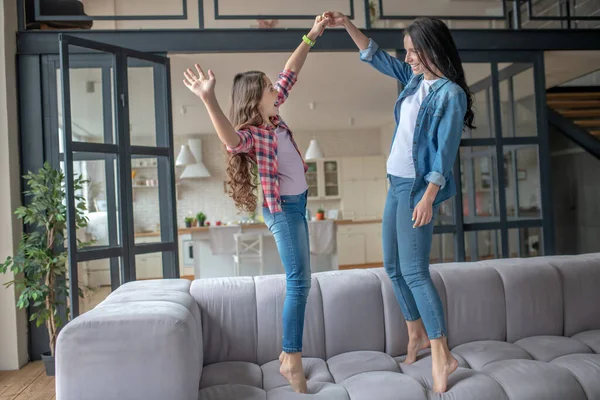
[425,99,444,118]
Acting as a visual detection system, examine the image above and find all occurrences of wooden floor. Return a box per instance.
[0,362,55,400]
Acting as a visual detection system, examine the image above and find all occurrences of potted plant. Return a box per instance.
[316,208,326,220]
[196,212,206,227]
[0,162,92,376]
[184,217,194,228]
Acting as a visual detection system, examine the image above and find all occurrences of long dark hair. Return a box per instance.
[226,71,265,212]
[405,17,475,130]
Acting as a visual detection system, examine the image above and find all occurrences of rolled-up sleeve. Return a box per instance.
[226,129,254,154]
[359,38,380,62]
[274,69,297,107]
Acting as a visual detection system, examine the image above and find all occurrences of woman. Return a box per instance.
[183,15,330,394]
[325,12,474,393]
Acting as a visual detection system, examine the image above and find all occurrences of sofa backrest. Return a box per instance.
[189,253,600,366]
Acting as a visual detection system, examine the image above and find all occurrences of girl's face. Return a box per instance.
[259,77,280,120]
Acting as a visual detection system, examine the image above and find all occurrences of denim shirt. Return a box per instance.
[360,39,467,209]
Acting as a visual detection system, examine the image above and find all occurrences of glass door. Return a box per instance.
[58,34,178,318]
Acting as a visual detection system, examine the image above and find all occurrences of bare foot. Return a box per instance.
[279,352,284,364]
[403,336,431,364]
[432,354,458,393]
[280,353,308,394]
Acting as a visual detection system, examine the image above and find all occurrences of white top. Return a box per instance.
[387,79,438,178]
[275,126,308,195]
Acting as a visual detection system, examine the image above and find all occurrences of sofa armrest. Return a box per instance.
[56,281,202,400]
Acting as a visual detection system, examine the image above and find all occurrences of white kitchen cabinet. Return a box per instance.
[363,156,387,180]
[306,159,341,200]
[363,180,387,220]
[341,156,387,220]
[340,180,364,220]
[136,252,163,280]
[337,223,383,266]
[337,227,366,266]
[134,235,163,280]
[364,223,384,264]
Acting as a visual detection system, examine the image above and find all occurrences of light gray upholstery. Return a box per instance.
[342,371,428,400]
[190,277,258,364]
[56,285,202,400]
[56,254,600,400]
[452,341,532,369]
[434,262,507,348]
[255,275,326,365]
[550,354,600,399]
[572,330,600,353]
[326,350,400,383]
[514,335,593,362]
[544,254,600,336]
[482,359,588,400]
[261,358,333,391]
[317,270,385,358]
[483,258,564,342]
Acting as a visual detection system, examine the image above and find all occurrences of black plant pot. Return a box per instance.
[199,220,205,227]
[41,351,55,376]
[185,221,192,228]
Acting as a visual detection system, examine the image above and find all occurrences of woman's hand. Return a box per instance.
[307,14,330,41]
[183,64,216,101]
[323,11,348,27]
[412,197,434,228]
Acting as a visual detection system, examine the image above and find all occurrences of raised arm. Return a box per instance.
[284,15,330,74]
[183,64,243,149]
[325,11,413,85]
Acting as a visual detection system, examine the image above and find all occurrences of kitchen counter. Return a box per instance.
[164,219,383,236]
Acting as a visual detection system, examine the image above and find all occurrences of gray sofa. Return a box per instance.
[56,253,600,400]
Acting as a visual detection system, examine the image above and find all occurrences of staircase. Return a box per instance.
[547,90,600,137]
[547,88,600,159]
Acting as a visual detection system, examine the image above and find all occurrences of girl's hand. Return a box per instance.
[183,64,216,101]
[307,14,330,40]
[323,11,348,27]
[412,198,434,228]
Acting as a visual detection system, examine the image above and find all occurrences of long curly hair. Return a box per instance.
[226,71,266,212]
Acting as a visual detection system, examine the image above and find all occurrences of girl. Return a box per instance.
[325,12,475,393]
[182,15,331,394]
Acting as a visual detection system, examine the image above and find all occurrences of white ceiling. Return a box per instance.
[170,51,399,135]
[64,51,600,140]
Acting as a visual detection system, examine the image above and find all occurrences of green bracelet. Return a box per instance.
[302,35,315,47]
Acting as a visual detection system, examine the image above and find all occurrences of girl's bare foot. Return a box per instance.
[279,352,308,394]
[403,335,431,364]
[431,337,458,393]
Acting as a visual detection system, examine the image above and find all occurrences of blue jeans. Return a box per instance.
[382,176,447,340]
[263,191,311,353]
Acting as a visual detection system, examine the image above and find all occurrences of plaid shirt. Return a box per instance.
[227,69,308,213]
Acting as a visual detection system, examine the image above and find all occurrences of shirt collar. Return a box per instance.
[413,74,450,93]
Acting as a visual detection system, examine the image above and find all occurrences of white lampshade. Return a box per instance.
[175,144,196,166]
[304,139,324,160]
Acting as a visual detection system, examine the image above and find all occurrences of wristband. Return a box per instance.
[302,35,315,47]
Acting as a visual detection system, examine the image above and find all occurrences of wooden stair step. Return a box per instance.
[548,100,600,108]
[574,119,600,127]
[591,130,600,137]
[547,92,600,100]
[557,109,600,118]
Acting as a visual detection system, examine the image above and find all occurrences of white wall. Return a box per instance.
[0,1,29,370]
